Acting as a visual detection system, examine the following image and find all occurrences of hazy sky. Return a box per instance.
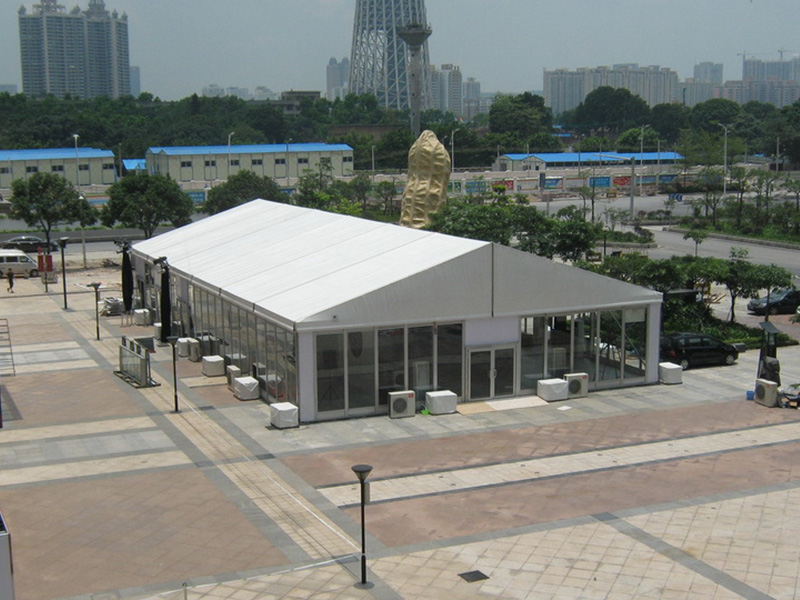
[1,0,799,100]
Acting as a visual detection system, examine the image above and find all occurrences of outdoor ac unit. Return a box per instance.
[754,378,779,408]
[564,373,589,398]
[388,390,415,418]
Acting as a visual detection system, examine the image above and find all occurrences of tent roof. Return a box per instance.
[132,200,660,331]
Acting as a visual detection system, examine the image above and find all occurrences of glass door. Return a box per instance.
[468,346,516,401]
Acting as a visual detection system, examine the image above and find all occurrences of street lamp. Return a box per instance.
[719,123,729,195]
[351,463,373,587]
[639,125,650,196]
[450,128,460,173]
[58,237,69,310]
[227,131,235,179]
[88,282,102,340]
[166,335,180,412]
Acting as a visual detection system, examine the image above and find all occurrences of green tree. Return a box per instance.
[616,127,660,152]
[650,103,690,144]
[489,92,553,142]
[203,170,287,214]
[10,172,95,249]
[103,172,194,238]
[683,227,708,256]
[573,87,650,136]
[375,180,399,215]
[690,98,743,133]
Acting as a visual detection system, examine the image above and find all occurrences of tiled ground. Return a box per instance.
[2,264,800,600]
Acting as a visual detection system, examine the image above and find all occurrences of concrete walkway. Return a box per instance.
[1,263,800,600]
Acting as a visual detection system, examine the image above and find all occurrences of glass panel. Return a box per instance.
[284,331,298,404]
[254,316,267,390]
[470,350,491,400]
[624,308,647,379]
[494,348,515,397]
[408,326,434,399]
[275,328,289,401]
[437,323,463,395]
[378,328,405,407]
[520,317,545,390]
[598,310,623,382]
[316,333,345,413]
[548,316,571,378]
[348,330,376,410]
[572,313,597,382]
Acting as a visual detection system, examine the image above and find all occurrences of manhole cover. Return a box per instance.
[458,570,489,583]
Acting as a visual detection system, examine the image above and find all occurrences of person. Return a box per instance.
[6,268,14,293]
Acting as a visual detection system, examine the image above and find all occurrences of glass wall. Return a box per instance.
[316,322,463,418]
[520,308,649,391]
[189,286,298,404]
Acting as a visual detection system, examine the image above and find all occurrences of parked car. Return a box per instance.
[747,288,800,315]
[1,235,58,253]
[660,332,739,370]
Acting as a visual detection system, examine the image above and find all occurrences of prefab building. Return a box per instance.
[145,143,354,183]
[131,200,662,423]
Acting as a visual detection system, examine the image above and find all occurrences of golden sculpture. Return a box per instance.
[399,130,451,229]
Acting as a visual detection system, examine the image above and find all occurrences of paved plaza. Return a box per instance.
[1,260,800,600]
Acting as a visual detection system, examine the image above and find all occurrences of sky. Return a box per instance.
[1,0,799,101]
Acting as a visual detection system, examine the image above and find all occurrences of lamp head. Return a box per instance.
[351,464,373,482]
[153,256,168,266]
[58,236,70,249]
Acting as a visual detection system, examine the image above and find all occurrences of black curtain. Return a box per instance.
[160,267,171,343]
[121,248,134,313]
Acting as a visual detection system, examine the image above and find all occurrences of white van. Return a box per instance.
[0,249,39,278]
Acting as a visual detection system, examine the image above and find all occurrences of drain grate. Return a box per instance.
[459,570,489,583]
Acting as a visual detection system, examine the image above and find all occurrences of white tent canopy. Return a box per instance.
[132,200,661,331]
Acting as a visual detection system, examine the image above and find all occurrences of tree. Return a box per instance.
[203,170,287,214]
[375,180,399,215]
[616,127,660,152]
[683,227,708,256]
[650,103,690,144]
[573,87,650,136]
[10,172,95,248]
[103,172,194,238]
[489,92,553,141]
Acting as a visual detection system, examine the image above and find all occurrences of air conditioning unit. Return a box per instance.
[564,372,589,398]
[388,390,415,418]
[754,378,779,408]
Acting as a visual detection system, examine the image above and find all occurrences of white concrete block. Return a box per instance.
[202,355,225,377]
[270,402,299,428]
[233,376,260,400]
[659,362,683,385]
[425,390,457,414]
[537,378,569,402]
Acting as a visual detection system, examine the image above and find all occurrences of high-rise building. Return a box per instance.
[428,63,463,116]
[544,64,679,115]
[349,0,431,111]
[693,62,723,86]
[326,57,349,101]
[19,0,130,99]
[129,65,140,96]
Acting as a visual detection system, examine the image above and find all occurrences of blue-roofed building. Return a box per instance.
[494,151,683,172]
[145,143,355,183]
[0,147,117,189]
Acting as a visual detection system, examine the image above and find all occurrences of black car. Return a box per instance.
[747,288,800,315]
[0,235,58,254]
[660,332,739,370]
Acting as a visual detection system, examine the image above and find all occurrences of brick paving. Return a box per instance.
[1,260,800,599]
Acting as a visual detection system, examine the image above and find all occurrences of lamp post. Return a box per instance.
[450,128,460,173]
[371,144,376,182]
[88,282,102,340]
[351,464,373,586]
[719,123,729,195]
[639,124,650,196]
[227,131,235,179]
[285,139,292,185]
[166,335,180,412]
[58,237,69,310]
